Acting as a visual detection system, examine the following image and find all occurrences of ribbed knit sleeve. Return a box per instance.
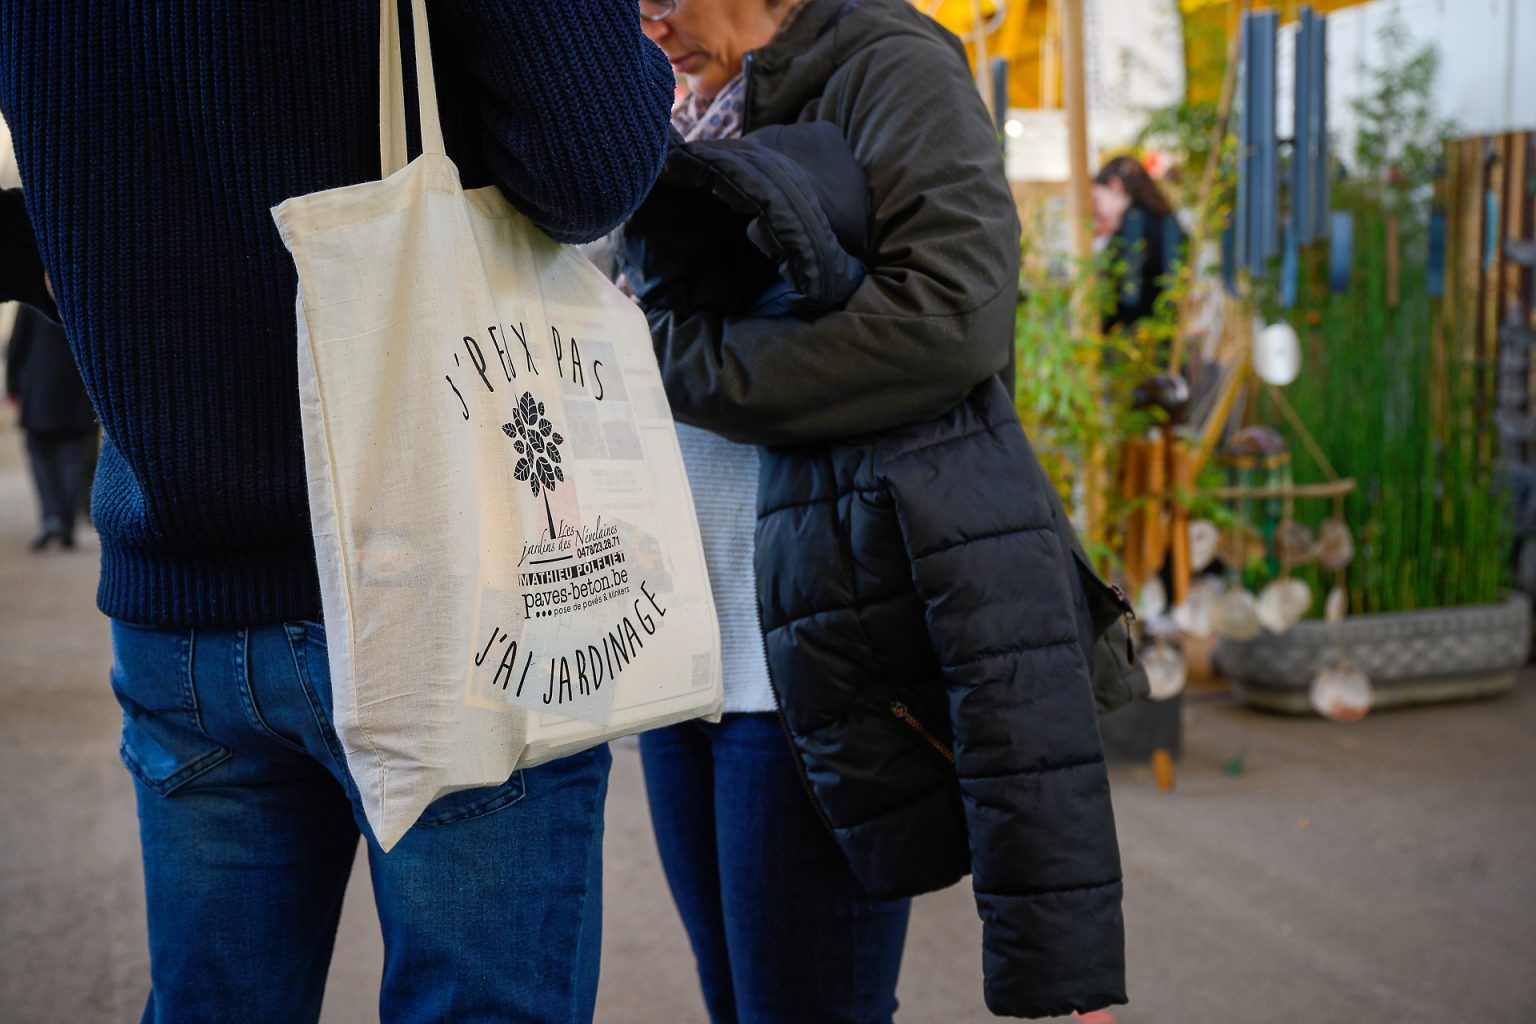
[430,0,675,243]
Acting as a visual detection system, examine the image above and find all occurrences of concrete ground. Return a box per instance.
[1,419,1533,1024]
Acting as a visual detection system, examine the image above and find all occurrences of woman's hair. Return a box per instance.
[1094,155,1173,218]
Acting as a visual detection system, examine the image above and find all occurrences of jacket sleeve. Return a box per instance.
[880,388,1127,1018]
[0,189,59,320]
[644,31,1020,446]
[429,0,674,243]
[618,124,869,319]
[5,306,31,400]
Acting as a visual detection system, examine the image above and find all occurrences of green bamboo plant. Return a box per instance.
[1012,225,1145,494]
[1258,15,1503,615]
[1013,199,1226,571]
[1019,10,1505,614]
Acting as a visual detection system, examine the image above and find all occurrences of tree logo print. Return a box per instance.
[503,393,565,540]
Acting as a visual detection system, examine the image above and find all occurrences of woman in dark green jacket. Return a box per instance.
[627,1,1122,1021]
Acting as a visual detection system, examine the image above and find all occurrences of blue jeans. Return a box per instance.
[639,714,910,1024]
[110,619,610,1024]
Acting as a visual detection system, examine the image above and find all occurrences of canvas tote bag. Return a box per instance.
[272,0,722,851]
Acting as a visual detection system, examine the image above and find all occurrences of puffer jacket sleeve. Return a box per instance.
[643,28,1019,446]
[618,122,870,318]
[878,381,1127,1019]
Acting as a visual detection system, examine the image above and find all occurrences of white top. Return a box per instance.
[675,422,776,713]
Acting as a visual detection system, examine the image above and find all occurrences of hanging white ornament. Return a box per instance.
[1324,585,1348,624]
[1188,519,1220,573]
[1213,589,1263,640]
[1317,518,1356,571]
[1143,641,1187,701]
[1172,579,1221,638]
[1256,578,1312,634]
[1309,659,1373,722]
[1274,521,1318,566]
[1253,321,1301,386]
[1136,576,1169,622]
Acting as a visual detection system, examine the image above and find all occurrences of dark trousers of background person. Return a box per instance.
[639,713,911,1024]
[25,428,97,547]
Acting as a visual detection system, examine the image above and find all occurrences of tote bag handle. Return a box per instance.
[379,0,446,177]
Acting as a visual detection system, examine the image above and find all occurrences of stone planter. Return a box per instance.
[1214,592,1531,714]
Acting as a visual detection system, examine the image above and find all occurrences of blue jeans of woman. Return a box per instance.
[639,713,911,1024]
[110,619,609,1024]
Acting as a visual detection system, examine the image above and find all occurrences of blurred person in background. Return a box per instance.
[619,0,1127,1021]
[1093,154,1187,331]
[0,3,672,1020]
[5,302,97,550]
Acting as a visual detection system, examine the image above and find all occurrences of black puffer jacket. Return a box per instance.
[622,121,870,319]
[757,379,1129,1017]
[620,0,1131,1015]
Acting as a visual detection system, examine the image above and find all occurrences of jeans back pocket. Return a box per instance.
[111,623,232,796]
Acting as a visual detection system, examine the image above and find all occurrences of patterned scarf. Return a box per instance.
[669,1,808,143]
[671,73,747,142]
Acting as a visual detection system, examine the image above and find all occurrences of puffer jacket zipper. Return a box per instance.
[889,701,955,764]
[1109,583,1138,663]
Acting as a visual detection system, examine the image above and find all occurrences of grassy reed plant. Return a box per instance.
[1260,17,1503,614]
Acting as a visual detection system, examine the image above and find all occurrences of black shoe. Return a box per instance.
[59,531,76,550]
[27,529,57,552]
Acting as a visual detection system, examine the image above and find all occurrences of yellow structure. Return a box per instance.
[925,0,1058,111]
[924,0,1374,111]
[1182,0,1372,103]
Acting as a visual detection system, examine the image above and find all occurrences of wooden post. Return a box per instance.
[1169,436,1193,607]
[1061,0,1106,549]
[1143,429,1169,592]
[1062,0,1093,266]
[1120,438,1147,590]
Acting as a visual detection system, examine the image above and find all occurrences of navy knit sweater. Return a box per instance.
[0,1,674,626]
